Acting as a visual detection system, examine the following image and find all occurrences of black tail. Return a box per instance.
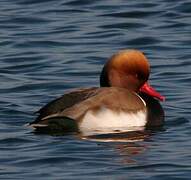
[30,116,79,135]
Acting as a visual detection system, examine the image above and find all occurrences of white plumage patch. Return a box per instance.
[79,106,147,136]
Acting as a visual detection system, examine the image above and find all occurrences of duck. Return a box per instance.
[30,49,165,135]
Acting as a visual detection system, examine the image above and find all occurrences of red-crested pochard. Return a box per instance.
[30,50,165,135]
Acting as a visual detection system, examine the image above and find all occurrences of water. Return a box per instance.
[0,0,191,179]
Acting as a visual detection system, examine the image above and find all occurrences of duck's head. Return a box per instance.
[100,50,165,101]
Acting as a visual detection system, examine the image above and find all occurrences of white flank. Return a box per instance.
[79,106,147,136]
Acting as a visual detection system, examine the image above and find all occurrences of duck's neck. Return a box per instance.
[100,65,110,87]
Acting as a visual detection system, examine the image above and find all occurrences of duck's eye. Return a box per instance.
[135,73,145,80]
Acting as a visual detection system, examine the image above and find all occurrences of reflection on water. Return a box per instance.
[81,130,151,142]
[82,131,151,164]
[113,142,147,164]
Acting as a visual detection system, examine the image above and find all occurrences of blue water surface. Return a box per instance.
[0,0,191,179]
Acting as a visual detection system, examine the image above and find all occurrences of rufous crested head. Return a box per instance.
[100,49,150,92]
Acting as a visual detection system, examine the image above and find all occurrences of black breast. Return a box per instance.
[139,92,165,127]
